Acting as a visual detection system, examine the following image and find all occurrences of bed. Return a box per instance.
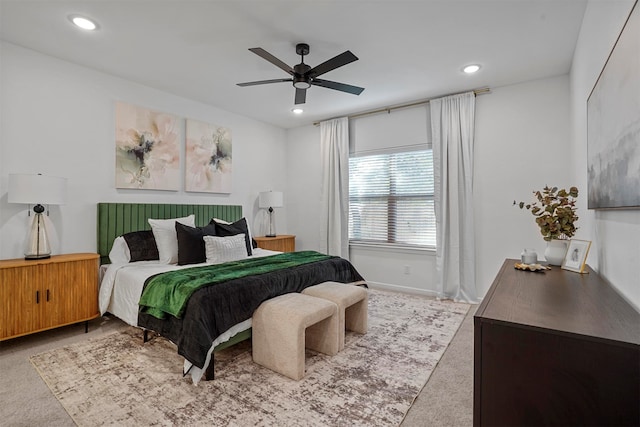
[97,202,365,384]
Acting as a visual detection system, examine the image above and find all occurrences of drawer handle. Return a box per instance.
[36,290,39,304]
[46,289,50,302]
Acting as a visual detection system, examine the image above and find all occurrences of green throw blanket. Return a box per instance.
[138,251,333,320]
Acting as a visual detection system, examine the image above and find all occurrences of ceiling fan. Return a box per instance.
[237,43,364,105]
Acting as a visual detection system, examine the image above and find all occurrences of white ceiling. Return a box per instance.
[0,0,587,129]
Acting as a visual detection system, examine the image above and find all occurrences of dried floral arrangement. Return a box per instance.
[514,186,579,241]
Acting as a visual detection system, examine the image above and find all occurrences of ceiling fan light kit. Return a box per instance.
[293,76,311,89]
[237,43,364,105]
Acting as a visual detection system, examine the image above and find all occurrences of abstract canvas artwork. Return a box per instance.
[115,102,181,190]
[185,119,232,193]
[587,1,640,209]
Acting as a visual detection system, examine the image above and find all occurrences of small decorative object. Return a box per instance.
[515,186,579,266]
[514,263,551,272]
[520,248,538,265]
[544,240,569,266]
[561,239,592,273]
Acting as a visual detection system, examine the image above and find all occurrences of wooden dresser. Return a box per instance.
[474,259,640,426]
[0,253,100,341]
[254,235,296,253]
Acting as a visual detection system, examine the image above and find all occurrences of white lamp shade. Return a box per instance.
[259,191,283,209]
[8,173,67,205]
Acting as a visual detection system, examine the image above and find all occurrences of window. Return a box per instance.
[348,149,435,248]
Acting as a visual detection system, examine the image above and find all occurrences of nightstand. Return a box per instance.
[0,253,100,341]
[254,235,296,253]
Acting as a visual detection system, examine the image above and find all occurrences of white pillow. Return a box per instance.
[148,214,196,264]
[204,234,248,264]
[108,236,130,263]
[211,217,230,225]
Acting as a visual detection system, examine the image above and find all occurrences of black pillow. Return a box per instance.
[122,230,159,262]
[175,222,217,265]
[211,218,253,256]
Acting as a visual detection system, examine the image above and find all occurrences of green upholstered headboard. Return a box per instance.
[97,203,243,264]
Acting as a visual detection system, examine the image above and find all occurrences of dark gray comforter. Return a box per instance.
[137,255,364,368]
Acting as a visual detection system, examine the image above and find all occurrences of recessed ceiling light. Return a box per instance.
[69,15,98,31]
[291,108,304,115]
[463,64,480,74]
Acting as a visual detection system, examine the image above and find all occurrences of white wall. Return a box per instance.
[474,75,573,297]
[0,42,288,259]
[570,0,639,310]
[285,124,323,252]
[286,74,573,298]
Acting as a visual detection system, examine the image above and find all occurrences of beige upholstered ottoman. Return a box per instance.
[252,293,339,380]
[302,282,368,351]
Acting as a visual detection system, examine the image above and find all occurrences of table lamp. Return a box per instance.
[258,191,283,237]
[8,173,67,259]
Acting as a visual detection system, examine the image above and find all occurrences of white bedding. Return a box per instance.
[98,247,281,384]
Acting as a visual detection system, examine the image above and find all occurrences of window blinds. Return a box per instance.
[348,149,435,247]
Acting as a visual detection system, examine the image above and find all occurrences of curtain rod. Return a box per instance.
[313,87,490,126]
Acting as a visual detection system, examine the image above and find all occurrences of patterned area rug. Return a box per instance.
[30,289,469,426]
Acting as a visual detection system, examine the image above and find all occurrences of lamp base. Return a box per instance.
[24,211,52,260]
[25,254,51,260]
[266,208,277,238]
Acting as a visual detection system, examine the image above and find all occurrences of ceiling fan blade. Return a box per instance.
[307,51,359,78]
[237,78,292,87]
[294,88,307,105]
[312,79,364,95]
[248,48,294,75]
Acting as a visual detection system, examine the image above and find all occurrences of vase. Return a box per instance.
[544,239,569,266]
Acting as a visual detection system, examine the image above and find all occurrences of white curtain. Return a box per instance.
[430,92,477,303]
[320,117,350,259]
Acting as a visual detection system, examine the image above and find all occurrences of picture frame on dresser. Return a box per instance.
[561,239,591,273]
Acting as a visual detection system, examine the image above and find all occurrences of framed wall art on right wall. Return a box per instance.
[587,0,640,209]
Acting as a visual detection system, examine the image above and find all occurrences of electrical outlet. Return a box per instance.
[404,265,411,275]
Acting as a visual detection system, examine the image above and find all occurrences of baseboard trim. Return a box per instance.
[365,281,483,304]
[366,281,439,298]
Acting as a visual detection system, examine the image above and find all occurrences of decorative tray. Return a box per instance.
[514,263,551,272]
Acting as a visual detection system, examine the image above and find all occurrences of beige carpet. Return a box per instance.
[30,289,469,426]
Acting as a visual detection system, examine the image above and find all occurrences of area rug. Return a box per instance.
[30,289,469,426]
